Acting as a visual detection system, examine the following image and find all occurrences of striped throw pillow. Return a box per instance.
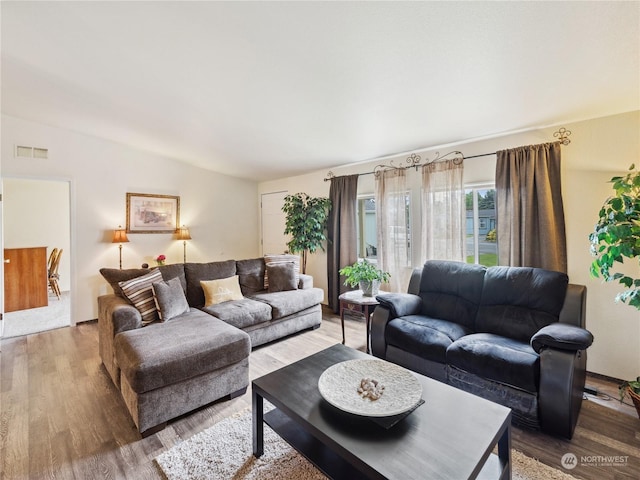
[119,269,163,326]
[263,254,300,290]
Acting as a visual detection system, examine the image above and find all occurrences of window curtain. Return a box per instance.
[327,174,359,312]
[375,169,411,292]
[495,142,567,273]
[421,159,466,262]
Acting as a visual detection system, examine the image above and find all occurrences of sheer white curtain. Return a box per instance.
[375,169,412,292]
[421,159,465,262]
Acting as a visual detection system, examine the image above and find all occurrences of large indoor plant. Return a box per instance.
[339,259,390,296]
[589,164,640,417]
[619,377,640,418]
[282,192,331,274]
[589,164,640,309]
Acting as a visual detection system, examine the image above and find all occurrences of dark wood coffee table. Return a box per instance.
[252,344,511,479]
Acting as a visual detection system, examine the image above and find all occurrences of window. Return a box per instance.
[357,196,378,259]
[356,194,411,265]
[465,186,497,266]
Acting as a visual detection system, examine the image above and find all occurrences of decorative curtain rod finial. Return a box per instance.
[324,171,335,182]
[554,127,572,145]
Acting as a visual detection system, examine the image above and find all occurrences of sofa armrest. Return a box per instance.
[531,323,593,354]
[375,293,422,318]
[370,306,391,359]
[538,347,587,439]
[98,294,142,387]
[298,274,313,289]
[371,293,422,360]
[99,294,142,334]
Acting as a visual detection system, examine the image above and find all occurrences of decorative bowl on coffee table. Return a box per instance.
[318,359,423,417]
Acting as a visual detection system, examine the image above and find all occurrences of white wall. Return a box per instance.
[3,178,71,291]
[259,111,640,380]
[1,114,260,323]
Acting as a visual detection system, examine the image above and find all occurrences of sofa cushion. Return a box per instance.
[267,262,297,292]
[115,311,250,394]
[264,254,300,290]
[152,277,190,321]
[447,333,540,393]
[250,287,324,320]
[419,260,486,330]
[476,266,568,342]
[100,264,186,297]
[201,298,272,329]
[386,315,472,363]
[118,269,163,325]
[101,267,153,297]
[184,260,237,307]
[201,276,244,306]
[236,258,266,295]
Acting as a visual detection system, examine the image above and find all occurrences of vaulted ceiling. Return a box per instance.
[2,1,638,181]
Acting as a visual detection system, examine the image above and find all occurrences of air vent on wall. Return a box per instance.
[15,145,49,159]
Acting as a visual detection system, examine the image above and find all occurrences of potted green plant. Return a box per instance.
[589,164,640,309]
[339,259,390,296]
[282,193,331,274]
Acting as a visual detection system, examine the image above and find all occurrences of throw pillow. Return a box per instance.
[118,269,163,326]
[263,254,300,290]
[100,267,151,297]
[152,277,190,321]
[267,262,298,292]
[201,276,244,306]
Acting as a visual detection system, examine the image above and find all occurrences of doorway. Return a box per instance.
[2,177,71,338]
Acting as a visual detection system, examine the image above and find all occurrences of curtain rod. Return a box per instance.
[324,128,571,182]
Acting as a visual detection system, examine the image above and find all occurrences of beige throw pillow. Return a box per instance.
[201,276,244,306]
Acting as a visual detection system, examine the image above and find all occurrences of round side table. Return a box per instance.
[338,290,382,354]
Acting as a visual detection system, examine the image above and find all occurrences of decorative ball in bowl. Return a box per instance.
[318,359,422,417]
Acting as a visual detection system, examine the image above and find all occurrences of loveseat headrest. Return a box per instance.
[419,260,487,329]
[476,266,568,342]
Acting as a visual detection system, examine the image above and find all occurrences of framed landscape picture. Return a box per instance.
[126,193,180,233]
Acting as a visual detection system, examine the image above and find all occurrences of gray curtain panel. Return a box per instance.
[327,174,359,312]
[496,141,567,273]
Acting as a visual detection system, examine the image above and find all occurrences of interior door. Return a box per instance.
[4,247,48,312]
[261,191,288,255]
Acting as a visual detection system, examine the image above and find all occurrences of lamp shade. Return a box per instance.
[177,226,191,240]
[112,226,129,243]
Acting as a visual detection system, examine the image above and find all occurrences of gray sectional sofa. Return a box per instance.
[98,256,323,435]
[371,260,593,439]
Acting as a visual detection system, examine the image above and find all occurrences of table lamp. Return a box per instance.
[112,225,129,269]
[177,225,192,263]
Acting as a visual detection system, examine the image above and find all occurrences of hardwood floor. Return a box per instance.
[1,308,639,480]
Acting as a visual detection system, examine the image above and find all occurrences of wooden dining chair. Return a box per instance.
[47,247,59,273]
[48,248,63,299]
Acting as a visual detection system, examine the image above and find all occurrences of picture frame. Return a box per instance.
[126,193,180,234]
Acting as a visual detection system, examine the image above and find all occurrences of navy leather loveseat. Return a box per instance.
[370,260,593,438]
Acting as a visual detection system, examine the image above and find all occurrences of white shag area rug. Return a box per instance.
[156,409,577,480]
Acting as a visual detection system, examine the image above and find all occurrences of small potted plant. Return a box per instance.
[339,259,390,297]
[156,254,166,266]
